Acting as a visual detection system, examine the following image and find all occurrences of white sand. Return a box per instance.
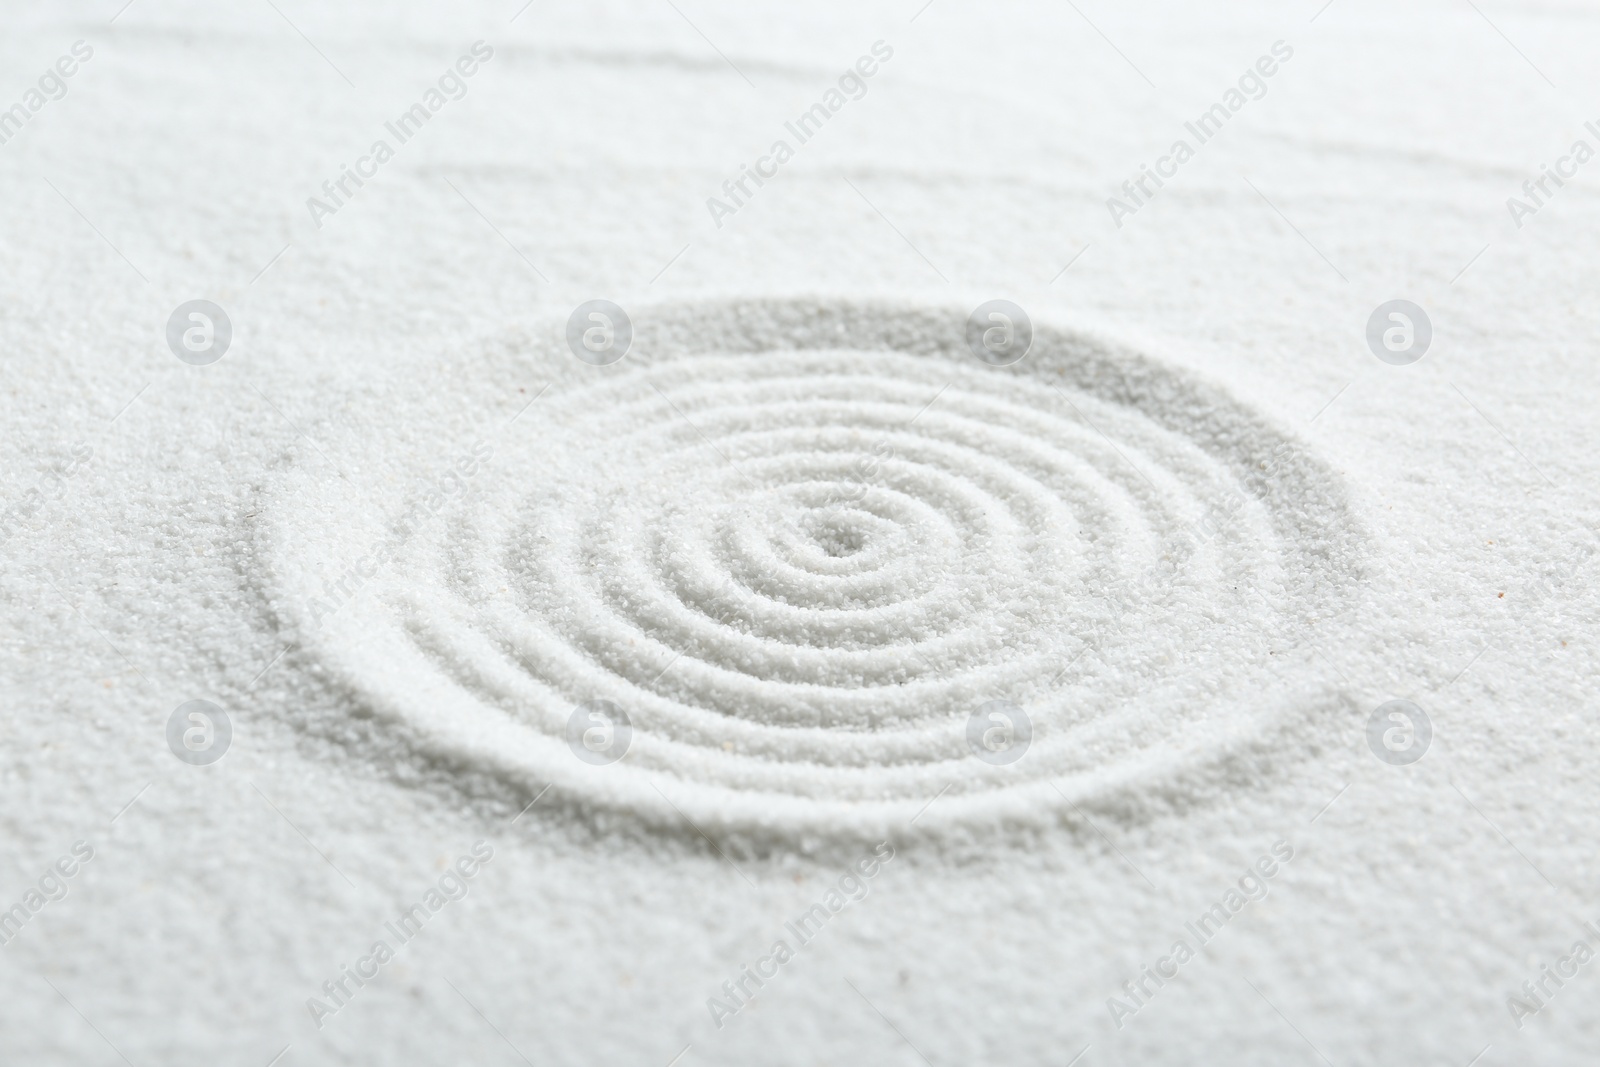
[3,1,1598,1064]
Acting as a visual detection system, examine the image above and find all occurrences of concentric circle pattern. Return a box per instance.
[259,301,1361,846]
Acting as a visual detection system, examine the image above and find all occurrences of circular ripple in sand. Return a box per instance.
[258,301,1361,845]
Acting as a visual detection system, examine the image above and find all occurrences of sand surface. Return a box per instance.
[3,1,1599,1064]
